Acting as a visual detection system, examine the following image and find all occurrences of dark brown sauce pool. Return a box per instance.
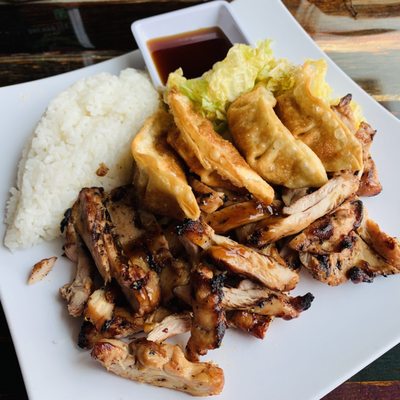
[147,27,232,85]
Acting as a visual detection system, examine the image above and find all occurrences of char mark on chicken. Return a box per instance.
[227,311,272,339]
[205,200,275,234]
[73,187,160,315]
[186,264,226,362]
[222,287,313,320]
[209,237,299,292]
[78,306,145,350]
[244,173,359,247]
[189,177,225,214]
[176,218,214,250]
[299,232,398,285]
[135,211,191,305]
[73,187,112,282]
[177,219,299,292]
[289,199,364,254]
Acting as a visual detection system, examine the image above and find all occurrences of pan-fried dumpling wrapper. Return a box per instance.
[227,85,328,188]
[166,90,274,205]
[131,109,200,220]
[276,60,363,172]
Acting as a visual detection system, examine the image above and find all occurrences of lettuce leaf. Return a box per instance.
[167,40,291,125]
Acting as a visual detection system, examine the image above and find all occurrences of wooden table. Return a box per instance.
[0,1,399,399]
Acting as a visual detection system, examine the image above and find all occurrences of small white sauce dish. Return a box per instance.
[131,0,251,89]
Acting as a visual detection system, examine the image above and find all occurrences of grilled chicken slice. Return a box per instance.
[331,94,357,131]
[162,224,186,256]
[147,312,192,342]
[234,221,260,244]
[176,219,215,254]
[74,188,160,315]
[177,219,299,291]
[289,199,364,254]
[105,306,144,335]
[82,307,172,351]
[137,211,191,305]
[299,232,399,285]
[28,257,57,285]
[213,279,273,341]
[186,264,226,362]
[60,249,95,317]
[91,338,224,396]
[282,174,358,215]
[358,156,382,197]
[84,286,119,331]
[281,188,310,208]
[144,307,174,330]
[171,284,273,339]
[355,122,382,196]
[106,185,144,252]
[222,287,314,320]
[138,210,173,272]
[61,208,79,263]
[106,197,162,315]
[217,188,254,208]
[167,90,274,205]
[109,193,178,309]
[73,188,113,282]
[227,312,272,339]
[247,174,359,246]
[118,250,161,315]
[78,307,145,349]
[60,209,95,316]
[278,244,302,271]
[358,218,400,268]
[208,238,299,292]
[189,177,225,214]
[354,120,374,151]
[205,200,274,234]
[173,281,312,320]
[236,279,259,290]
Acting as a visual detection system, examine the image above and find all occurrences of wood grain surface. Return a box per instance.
[0,1,399,399]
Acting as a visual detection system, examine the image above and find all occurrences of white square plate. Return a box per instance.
[1,1,399,399]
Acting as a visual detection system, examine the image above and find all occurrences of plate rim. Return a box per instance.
[1,1,399,399]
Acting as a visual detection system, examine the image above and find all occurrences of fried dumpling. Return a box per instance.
[227,85,327,188]
[276,60,363,172]
[166,90,274,205]
[131,108,200,220]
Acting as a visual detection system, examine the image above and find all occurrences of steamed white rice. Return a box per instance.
[5,68,159,250]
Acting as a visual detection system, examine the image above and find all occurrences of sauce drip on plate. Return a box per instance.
[148,27,232,85]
